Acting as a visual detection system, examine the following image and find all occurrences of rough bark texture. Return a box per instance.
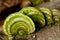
[0,0,21,12]
[0,0,60,13]
[0,0,31,13]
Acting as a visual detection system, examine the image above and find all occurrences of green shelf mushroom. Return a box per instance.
[3,7,60,40]
[40,8,54,26]
[52,9,60,23]
[3,13,35,40]
[19,7,45,30]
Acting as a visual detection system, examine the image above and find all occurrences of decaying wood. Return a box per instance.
[0,0,21,13]
[0,0,60,40]
[0,21,60,40]
[0,0,31,13]
[1,0,60,13]
[36,0,60,11]
[0,15,60,40]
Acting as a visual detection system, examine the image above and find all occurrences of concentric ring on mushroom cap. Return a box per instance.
[40,7,54,26]
[3,13,35,36]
